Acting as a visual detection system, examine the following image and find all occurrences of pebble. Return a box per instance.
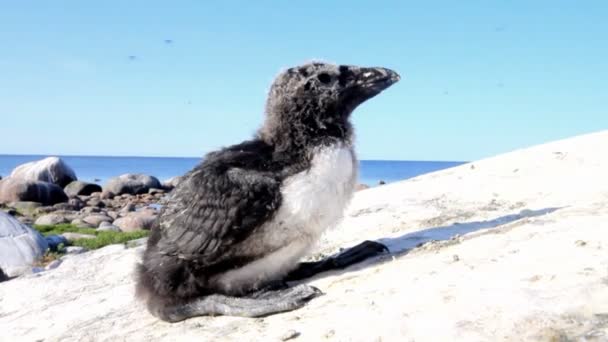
[280,330,300,341]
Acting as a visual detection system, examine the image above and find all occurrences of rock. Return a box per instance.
[67,197,85,210]
[112,212,157,232]
[86,197,105,208]
[7,201,42,215]
[45,235,69,251]
[0,211,49,277]
[125,237,147,248]
[52,202,77,211]
[378,180,386,185]
[0,178,68,205]
[16,216,34,225]
[104,174,161,196]
[65,246,87,254]
[5,208,17,216]
[280,330,300,341]
[61,232,96,241]
[70,219,95,229]
[82,214,113,227]
[80,206,101,214]
[64,181,102,197]
[148,188,165,195]
[34,214,69,226]
[119,202,136,214]
[45,259,62,270]
[162,176,184,191]
[96,224,121,232]
[106,211,119,220]
[10,157,77,188]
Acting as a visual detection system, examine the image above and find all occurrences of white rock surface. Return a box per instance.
[10,156,77,187]
[0,211,48,277]
[1,131,608,341]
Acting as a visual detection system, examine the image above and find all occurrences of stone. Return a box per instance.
[96,224,121,232]
[52,202,77,211]
[82,214,113,227]
[0,211,49,277]
[162,176,184,191]
[45,235,69,251]
[61,232,96,241]
[7,201,42,215]
[67,197,85,210]
[10,156,77,188]
[0,178,68,205]
[86,197,105,208]
[35,214,69,226]
[80,206,101,214]
[119,202,136,214]
[104,174,161,196]
[125,237,147,248]
[65,246,87,254]
[148,188,165,195]
[0,266,8,282]
[112,212,157,232]
[70,219,95,229]
[64,181,102,197]
[45,259,62,270]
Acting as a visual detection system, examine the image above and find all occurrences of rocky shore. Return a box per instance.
[0,156,182,277]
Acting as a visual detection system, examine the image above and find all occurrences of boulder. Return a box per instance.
[7,201,42,215]
[96,222,121,232]
[64,181,102,197]
[112,212,157,232]
[0,178,68,205]
[34,214,69,226]
[10,157,77,188]
[82,214,113,227]
[0,211,49,277]
[105,174,161,196]
[162,176,184,191]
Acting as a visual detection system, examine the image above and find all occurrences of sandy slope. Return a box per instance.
[1,130,608,341]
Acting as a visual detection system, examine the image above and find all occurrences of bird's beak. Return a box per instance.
[340,66,400,111]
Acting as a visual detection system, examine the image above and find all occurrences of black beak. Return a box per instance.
[340,66,400,112]
[355,67,401,92]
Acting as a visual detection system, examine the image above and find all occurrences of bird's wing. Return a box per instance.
[155,143,282,266]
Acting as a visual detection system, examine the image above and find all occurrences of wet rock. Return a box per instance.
[0,178,68,205]
[64,181,102,197]
[104,174,161,196]
[10,157,77,188]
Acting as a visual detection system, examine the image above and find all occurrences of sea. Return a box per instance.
[0,155,466,187]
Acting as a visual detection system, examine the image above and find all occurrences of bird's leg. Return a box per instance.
[158,284,323,322]
[285,240,389,281]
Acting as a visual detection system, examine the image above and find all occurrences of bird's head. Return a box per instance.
[260,62,400,149]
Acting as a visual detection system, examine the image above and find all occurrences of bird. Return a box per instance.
[135,61,401,322]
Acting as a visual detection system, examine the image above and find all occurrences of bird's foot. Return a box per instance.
[159,284,323,322]
[286,240,389,281]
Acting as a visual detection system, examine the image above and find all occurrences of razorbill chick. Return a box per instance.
[136,62,400,322]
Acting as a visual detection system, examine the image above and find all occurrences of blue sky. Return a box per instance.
[1,1,606,161]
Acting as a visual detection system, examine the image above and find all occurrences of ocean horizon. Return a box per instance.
[0,154,466,187]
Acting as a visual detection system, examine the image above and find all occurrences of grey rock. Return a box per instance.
[10,157,77,188]
[67,197,85,210]
[61,232,96,241]
[45,259,62,270]
[45,235,69,251]
[126,237,148,248]
[7,201,42,215]
[119,202,136,214]
[83,214,112,227]
[0,211,49,277]
[17,216,34,225]
[86,198,105,208]
[70,219,95,229]
[104,174,161,196]
[65,246,87,254]
[35,214,69,226]
[64,181,102,197]
[52,202,77,211]
[0,178,68,205]
[148,188,165,195]
[113,212,157,232]
[162,176,184,190]
[80,206,101,214]
[96,224,121,232]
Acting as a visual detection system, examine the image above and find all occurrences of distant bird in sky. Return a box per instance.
[164,39,173,44]
[128,55,137,61]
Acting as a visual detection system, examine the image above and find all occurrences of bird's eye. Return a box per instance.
[317,73,331,84]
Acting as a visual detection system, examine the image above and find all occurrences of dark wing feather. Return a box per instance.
[154,140,281,267]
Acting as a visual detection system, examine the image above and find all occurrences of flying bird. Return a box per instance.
[136,62,400,322]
